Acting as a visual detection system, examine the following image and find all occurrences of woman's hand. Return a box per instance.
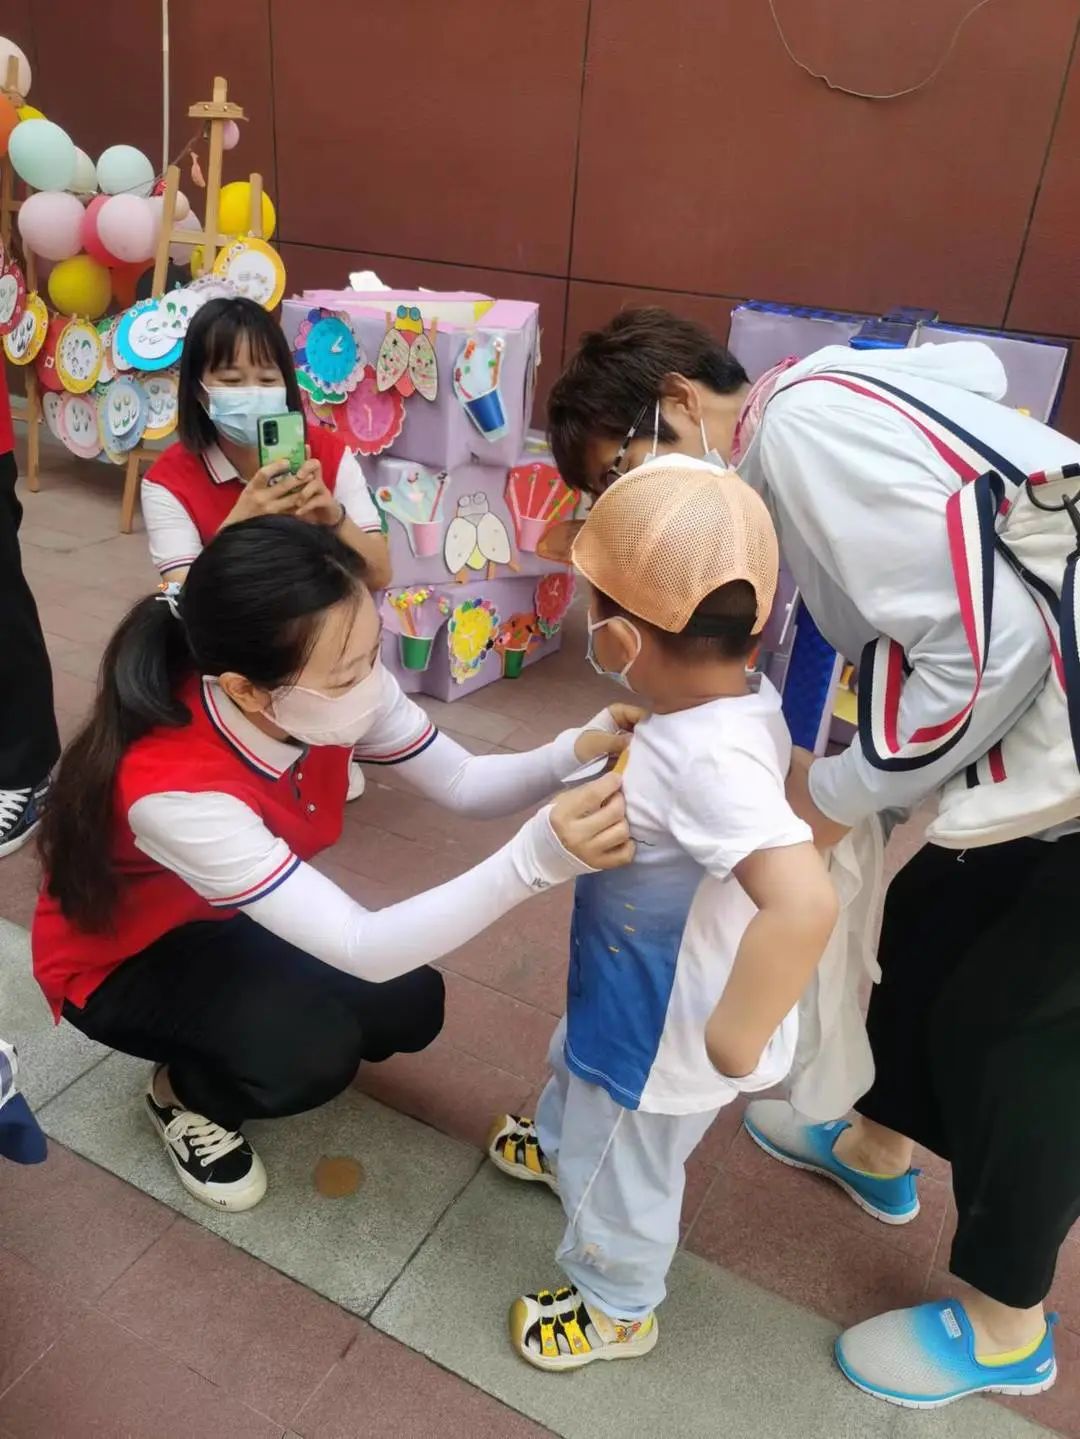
[550,771,634,870]
[292,451,344,528]
[220,460,302,528]
[573,703,648,765]
[786,746,850,850]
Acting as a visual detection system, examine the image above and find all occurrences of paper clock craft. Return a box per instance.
[3,291,46,365]
[376,304,438,401]
[444,492,515,581]
[56,318,103,394]
[375,465,449,558]
[212,237,286,311]
[294,308,367,405]
[0,261,26,337]
[331,365,405,456]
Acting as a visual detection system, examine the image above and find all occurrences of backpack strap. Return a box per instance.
[776,370,1028,773]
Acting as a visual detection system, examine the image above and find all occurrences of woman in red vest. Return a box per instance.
[143,295,392,802]
[33,517,632,1213]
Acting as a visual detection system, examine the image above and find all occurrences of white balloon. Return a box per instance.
[69,147,97,196]
[0,37,31,97]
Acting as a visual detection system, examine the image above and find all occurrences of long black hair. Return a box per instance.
[177,296,303,452]
[40,517,366,932]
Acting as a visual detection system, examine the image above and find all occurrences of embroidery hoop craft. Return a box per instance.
[493,611,543,678]
[333,365,405,456]
[375,465,449,558]
[376,304,438,401]
[443,492,516,582]
[143,370,179,441]
[446,596,499,684]
[56,318,104,394]
[212,237,286,310]
[294,308,367,405]
[535,570,575,637]
[0,260,26,336]
[58,392,102,459]
[95,318,117,390]
[115,298,183,372]
[98,376,149,453]
[42,391,64,442]
[505,462,575,551]
[3,291,46,364]
[453,334,508,441]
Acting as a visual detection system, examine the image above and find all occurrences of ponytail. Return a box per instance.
[39,516,365,932]
[39,593,193,931]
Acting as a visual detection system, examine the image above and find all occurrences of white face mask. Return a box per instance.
[202,383,288,448]
[586,613,640,691]
[266,657,389,747]
[645,399,729,469]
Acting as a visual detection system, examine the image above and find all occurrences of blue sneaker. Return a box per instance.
[743,1099,920,1225]
[836,1300,1058,1409]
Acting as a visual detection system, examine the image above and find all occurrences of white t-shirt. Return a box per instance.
[563,675,812,1115]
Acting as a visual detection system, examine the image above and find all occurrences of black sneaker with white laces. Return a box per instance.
[145,1068,267,1212]
[0,777,50,859]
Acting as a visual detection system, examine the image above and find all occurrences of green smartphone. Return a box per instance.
[257,412,306,481]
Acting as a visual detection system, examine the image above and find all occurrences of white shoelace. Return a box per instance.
[0,788,31,828]
[163,1110,245,1167]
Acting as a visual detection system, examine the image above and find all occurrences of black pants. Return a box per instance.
[63,917,445,1130]
[856,836,1080,1308]
[0,450,59,789]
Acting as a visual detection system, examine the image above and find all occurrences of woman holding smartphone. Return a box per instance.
[143,295,393,798]
[33,517,634,1215]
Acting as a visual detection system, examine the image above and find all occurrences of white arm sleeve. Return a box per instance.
[141,479,204,576]
[333,449,383,531]
[354,674,586,818]
[760,392,1050,825]
[129,790,591,983]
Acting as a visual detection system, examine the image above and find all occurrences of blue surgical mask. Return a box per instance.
[202,384,288,447]
[586,613,640,691]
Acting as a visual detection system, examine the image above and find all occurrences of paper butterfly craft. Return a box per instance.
[443,492,515,581]
[376,304,438,401]
[294,308,367,405]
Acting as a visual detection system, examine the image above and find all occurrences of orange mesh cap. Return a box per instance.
[571,458,779,634]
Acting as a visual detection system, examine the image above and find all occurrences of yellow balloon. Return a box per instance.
[17,105,44,122]
[47,254,111,320]
[218,181,275,240]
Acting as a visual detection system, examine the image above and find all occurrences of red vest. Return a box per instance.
[0,362,14,457]
[32,674,348,1018]
[146,424,347,543]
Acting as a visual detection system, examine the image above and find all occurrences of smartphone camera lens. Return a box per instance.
[264,420,278,444]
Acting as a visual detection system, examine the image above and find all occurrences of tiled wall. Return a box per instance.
[3,0,1079,429]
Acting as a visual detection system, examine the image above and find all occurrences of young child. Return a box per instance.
[488,457,839,1371]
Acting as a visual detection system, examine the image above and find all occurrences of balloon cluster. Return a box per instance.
[0,35,275,323]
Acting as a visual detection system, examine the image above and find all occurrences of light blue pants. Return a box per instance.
[536,1020,719,1321]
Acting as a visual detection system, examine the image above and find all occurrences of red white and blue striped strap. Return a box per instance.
[778,370,1080,775]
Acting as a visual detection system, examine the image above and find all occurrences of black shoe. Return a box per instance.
[0,777,49,859]
[145,1068,267,1211]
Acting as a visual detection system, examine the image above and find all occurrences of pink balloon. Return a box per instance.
[169,209,201,262]
[17,190,85,261]
[222,120,240,150]
[96,193,157,264]
[80,194,121,267]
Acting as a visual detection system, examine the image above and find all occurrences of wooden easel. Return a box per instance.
[119,74,265,533]
[0,53,42,492]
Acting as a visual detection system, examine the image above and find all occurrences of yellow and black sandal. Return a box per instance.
[486,1113,559,1193]
[509,1283,658,1371]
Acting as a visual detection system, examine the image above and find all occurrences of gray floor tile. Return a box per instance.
[0,919,109,1107]
[889,1400,1060,1439]
[371,1167,1053,1439]
[38,1051,481,1315]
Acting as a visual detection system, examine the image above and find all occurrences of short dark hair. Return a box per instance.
[549,308,748,492]
[177,296,303,452]
[594,579,758,663]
